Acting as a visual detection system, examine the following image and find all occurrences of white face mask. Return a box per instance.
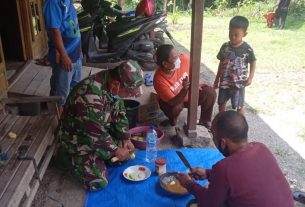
[173,57,181,70]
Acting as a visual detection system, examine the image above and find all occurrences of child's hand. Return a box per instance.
[245,78,252,86]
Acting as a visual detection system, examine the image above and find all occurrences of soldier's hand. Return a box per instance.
[114,147,130,161]
[123,139,135,152]
[213,80,219,89]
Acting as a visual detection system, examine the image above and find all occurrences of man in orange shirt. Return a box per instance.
[153,44,216,128]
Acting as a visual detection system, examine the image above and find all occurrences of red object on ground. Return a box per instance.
[264,12,276,28]
[135,0,155,17]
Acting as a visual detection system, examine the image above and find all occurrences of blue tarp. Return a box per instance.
[85,148,223,207]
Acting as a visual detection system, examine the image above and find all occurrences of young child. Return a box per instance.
[214,16,256,115]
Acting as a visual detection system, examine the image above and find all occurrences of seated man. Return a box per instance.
[153,44,216,128]
[57,62,138,191]
[177,111,294,207]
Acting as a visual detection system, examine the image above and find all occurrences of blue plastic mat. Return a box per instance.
[85,148,223,207]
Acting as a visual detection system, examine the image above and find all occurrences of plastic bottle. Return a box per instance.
[145,125,158,162]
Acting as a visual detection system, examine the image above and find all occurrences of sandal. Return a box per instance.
[35,56,51,66]
[293,191,305,204]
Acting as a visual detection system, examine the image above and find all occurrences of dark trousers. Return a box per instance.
[158,86,216,126]
[275,8,288,29]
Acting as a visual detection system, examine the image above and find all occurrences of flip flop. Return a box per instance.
[35,57,51,66]
[293,191,305,204]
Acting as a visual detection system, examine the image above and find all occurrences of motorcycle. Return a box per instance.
[77,0,174,70]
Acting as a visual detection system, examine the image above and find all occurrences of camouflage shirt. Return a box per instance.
[57,70,130,160]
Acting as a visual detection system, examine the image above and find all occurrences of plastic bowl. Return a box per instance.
[129,126,164,150]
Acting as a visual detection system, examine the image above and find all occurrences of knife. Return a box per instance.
[176,151,192,170]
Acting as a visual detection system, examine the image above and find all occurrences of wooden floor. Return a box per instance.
[0,113,58,207]
[8,61,102,97]
[7,61,155,104]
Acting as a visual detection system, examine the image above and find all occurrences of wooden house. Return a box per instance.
[0,0,47,98]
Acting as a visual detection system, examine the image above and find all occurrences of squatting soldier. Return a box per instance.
[57,61,142,191]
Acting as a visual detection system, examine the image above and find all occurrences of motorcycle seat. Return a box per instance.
[106,12,164,38]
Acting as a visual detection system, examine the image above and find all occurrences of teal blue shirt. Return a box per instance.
[43,0,81,63]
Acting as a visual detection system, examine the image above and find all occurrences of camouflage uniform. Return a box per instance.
[57,70,131,191]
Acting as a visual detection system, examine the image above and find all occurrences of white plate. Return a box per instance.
[123,165,151,181]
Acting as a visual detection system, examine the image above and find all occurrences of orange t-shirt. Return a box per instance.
[153,54,190,102]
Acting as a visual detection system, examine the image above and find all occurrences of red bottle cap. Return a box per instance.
[155,157,166,165]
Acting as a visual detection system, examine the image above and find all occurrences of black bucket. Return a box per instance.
[124,99,140,128]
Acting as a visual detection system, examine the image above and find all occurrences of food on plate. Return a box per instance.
[123,165,151,181]
[165,177,188,194]
[127,171,145,181]
[128,173,136,180]
[169,180,176,185]
[137,172,145,180]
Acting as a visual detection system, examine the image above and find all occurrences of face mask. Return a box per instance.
[218,140,230,157]
[111,94,120,100]
[173,57,181,70]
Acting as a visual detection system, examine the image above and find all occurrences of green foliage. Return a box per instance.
[167,12,192,25]
[290,0,305,18]
[214,0,230,9]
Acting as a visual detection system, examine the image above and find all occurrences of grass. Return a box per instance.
[166,9,305,141]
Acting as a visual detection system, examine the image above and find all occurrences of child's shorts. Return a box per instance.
[218,87,245,109]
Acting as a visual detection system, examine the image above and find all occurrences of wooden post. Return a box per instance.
[186,0,204,138]
[163,0,167,11]
[173,0,176,13]
[188,0,192,10]
[117,0,125,8]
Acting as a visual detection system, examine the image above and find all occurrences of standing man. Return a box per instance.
[273,0,291,29]
[43,0,82,111]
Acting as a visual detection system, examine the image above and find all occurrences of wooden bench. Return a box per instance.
[0,97,61,207]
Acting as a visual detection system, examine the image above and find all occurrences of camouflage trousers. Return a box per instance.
[72,154,109,191]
